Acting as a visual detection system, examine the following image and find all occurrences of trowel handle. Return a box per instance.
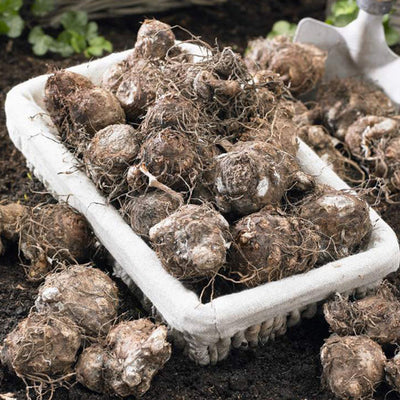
[356,0,393,15]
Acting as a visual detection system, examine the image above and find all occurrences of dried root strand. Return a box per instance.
[149,204,231,279]
[0,312,81,385]
[320,335,386,400]
[35,264,119,338]
[76,319,171,397]
[244,36,327,95]
[323,284,400,345]
[230,206,320,287]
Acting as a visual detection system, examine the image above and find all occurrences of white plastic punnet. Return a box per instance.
[5,46,400,365]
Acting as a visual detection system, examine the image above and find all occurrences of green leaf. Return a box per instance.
[31,0,55,17]
[267,20,297,39]
[385,25,400,46]
[334,13,357,27]
[0,0,23,13]
[60,11,88,33]
[85,21,98,40]
[6,13,23,37]
[69,31,86,52]
[49,40,74,57]
[85,36,112,57]
[32,35,53,55]
[28,26,45,43]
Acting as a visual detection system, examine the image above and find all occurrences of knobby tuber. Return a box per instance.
[298,186,371,262]
[149,204,231,279]
[323,285,400,345]
[127,127,203,192]
[0,312,81,385]
[123,191,181,238]
[316,77,396,139]
[320,335,386,399]
[35,265,119,337]
[84,124,142,197]
[20,204,94,280]
[386,353,400,392]
[244,36,327,95]
[345,115,400,194]
[76,319,171,397]
[212,140,301,216]
[45,70,125,151]
[230,207,320,287]
[0,203,27,255]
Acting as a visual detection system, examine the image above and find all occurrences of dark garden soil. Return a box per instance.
[1,1,400,399]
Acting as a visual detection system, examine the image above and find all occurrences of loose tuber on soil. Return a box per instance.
[320,335,386,399]
[244,36,327,95]
[76,319,171,397]
[0,203,28,255]
[19,204,94,280]
[0,312,81,386]
[297,186,372,262]
[323,284,400,345]
[230,206,320,287]
[35,265,119,337]
[84,124,142,198]
[149,204,231,279]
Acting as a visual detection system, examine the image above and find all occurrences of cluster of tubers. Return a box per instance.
[321,284,400,399]
[42,19,373,295]
[0,264,171,397]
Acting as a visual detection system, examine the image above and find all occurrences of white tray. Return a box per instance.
[5,48,400,365]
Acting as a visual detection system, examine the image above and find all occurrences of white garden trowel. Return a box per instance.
[294,0,400,106]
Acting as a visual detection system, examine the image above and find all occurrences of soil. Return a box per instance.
[1,1,400,399]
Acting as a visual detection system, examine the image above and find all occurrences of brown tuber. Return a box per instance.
[20,204,94,280]
[76,319,171,397]
[298,186,372,262]
[230,207,320,287]
[44,70,125,150]
[149,204,231,279]
[123,191,181,238]
[212,140,302,216]
[0,312,81,384]
[386,353,400,392]
[84,124,142,197]
[323,285,400,345]
[316,77,396,139]
[132,19,175,60]
[127,127,202,192]
[320,335,386,399]
[35,265,119,337]
[0,203,28,255]
[244,36,327,95]
[345,115,400,193]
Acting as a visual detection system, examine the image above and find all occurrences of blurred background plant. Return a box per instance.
[267,0,400,46]
[0,0,112,57]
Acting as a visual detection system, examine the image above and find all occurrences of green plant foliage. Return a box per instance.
[0,0,24,38]
[31,0,55,17]
[29,11,113,57]
[267,20,297,39]
[326,0,400,46]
